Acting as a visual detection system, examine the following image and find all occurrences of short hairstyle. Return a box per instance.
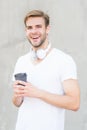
[24,10,50,27]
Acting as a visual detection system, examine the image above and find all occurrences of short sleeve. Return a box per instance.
[12,57,24,81]
[60,55,77,82]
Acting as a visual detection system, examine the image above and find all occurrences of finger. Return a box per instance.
[13,80,20,85]
[15,86,25,91]
[14,89,24,95]
[17,80,28,86]
[13,80,25,85]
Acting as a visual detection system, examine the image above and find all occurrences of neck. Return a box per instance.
[30,42,52,62]
[32,39,49,51]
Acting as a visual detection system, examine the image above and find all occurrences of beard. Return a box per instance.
[27,33,47,48]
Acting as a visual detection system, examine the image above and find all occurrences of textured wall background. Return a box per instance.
[0,0,86,130]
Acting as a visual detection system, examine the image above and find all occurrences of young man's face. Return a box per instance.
[25,17,49,48]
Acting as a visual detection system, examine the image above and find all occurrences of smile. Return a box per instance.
[32,36,40,40]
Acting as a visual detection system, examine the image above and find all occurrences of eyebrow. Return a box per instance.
[26,24,42,28]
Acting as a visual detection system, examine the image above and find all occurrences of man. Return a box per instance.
[12,10,80,130]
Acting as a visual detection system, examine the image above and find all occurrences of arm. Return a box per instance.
[39,79,80,111]
[15,79,80,111]
[12,81,24,107]
[12,94,23,107]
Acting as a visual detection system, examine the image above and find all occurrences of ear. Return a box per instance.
[25,27,28,36]
[25,27,27,32]
[46,25,50,34]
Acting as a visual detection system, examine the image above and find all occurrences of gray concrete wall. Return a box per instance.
[0,0,86,130]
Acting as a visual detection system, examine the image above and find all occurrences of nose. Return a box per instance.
[31,27,37,34]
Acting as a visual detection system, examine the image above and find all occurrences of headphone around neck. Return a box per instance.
[30,43,51,60]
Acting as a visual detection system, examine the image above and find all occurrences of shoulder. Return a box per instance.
[17,52,30,62]
[15,52,31,66]
[53,48,75,61]
[52,48,76,67]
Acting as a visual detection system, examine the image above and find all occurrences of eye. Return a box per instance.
[26,26,32,30]
[36,25,42,28]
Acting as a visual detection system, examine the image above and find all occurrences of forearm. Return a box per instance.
[39,90,79,111]
[12,94,23,107]
[12,80,80,110]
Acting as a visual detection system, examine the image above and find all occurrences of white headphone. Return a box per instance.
[30,43,51,60]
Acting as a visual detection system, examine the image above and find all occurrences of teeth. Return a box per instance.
[33,37,39,39]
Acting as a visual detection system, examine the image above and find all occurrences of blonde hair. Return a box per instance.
[24,10,50,27]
